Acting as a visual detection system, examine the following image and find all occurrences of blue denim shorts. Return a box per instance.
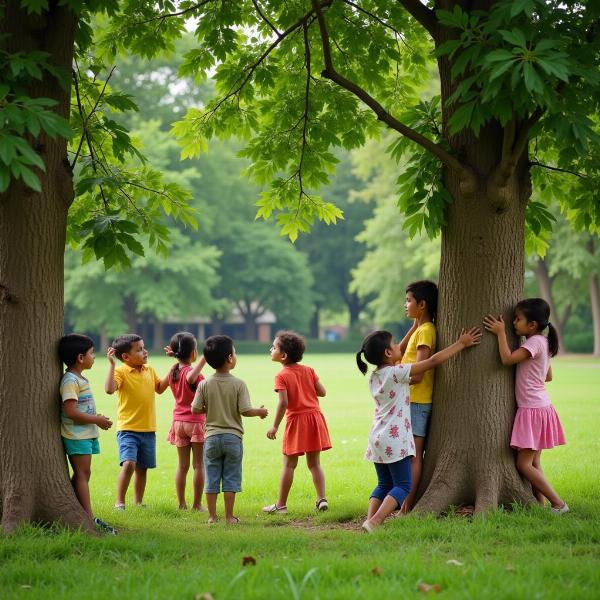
[63,437,100,456]
[117,431,156,468]
[410,403,432,438]
[203,433,243,493]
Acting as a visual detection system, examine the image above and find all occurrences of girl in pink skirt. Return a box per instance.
[484,298,568,513]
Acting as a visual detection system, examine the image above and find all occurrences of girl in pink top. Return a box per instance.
[263,331,331,515]
[484,298,568,514]
[165,332,207,510]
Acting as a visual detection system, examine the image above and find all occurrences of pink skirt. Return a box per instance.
[510,405,566,450]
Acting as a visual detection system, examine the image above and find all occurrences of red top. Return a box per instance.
[274,364,321,416]
[169,364,204,423]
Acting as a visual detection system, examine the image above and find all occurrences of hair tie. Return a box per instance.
[546,321,551,329]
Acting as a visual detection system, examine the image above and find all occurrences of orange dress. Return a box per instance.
[274,364,332,457]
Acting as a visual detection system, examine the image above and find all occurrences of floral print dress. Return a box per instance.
[365,364,415,463]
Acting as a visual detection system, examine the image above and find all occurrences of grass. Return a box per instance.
[2,353,600,599]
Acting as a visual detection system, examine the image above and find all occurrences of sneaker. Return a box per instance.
[361,519,376,534]
[315,498,329,511]
[94,517,117,535]
[551,503,569,514]
[114,503,125,511]
[262,503,288,514]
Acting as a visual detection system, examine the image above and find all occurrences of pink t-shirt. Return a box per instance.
[515,335,550,408]
[170,364,205,423]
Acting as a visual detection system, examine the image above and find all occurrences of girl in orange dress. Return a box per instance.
[262,331,332,514]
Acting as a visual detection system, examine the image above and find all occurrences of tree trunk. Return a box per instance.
[534,259,567,352]
[347,293,363,328]
[310,304,320,339]
[0,3,93,533]
[123,296,138,333]
[152,319,164,352]
[243,313,257,340]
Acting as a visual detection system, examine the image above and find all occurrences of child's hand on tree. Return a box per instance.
[95,415,112,430]
[483,315,505,336]
[458,327,483,347]
[266,426,278,439]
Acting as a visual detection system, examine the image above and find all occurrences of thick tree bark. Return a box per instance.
[534,259,567,352]
[0,3,93,533]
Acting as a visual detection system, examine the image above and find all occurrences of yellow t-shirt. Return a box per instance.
[114,364,160,431]
[401,322,437,404]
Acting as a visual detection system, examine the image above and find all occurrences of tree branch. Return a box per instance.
[311,0,472,182]
[132,0,215,26]
[397,0,437,39]
[251,0,281,38]
[529,161,587,179]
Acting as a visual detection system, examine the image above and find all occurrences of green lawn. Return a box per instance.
[2,354,600,599]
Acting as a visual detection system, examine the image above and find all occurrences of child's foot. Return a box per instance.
[226,516,241,524]
[207,516,218,524]
[192,505,208,512]
[179,504,188,510]
[551,502,569,514]
[135,503,147,508]
[114,503,125,511]
[361,519,377,534]
[315,498,328,511]
[94,517,117,535]
[262,503,288,514]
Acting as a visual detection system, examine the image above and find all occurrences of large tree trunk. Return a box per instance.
[534,259,567,352]
[414,47,537,512]
[0,3,93,533]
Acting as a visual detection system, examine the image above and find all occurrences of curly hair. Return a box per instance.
[275,330,306,363]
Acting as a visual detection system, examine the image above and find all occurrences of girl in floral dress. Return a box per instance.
[356,327,481,532]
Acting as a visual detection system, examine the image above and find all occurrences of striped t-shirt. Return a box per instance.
[60,371,98,440]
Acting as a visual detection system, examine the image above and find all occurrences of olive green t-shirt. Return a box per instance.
[191,372,252,439]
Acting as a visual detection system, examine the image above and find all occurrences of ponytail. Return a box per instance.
[546,321,559,357]
[170,362,181,383]
[356,349,368,375]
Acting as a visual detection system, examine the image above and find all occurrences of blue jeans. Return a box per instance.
[204,433,243,493]
[371,457,412,507]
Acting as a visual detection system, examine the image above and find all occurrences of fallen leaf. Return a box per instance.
[242,555,256,566]
[371,566,382,576]
[446,559,463,566]
[418,583,442,594]
[195,594,215,600]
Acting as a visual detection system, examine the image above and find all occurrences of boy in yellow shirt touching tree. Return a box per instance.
[399,280,437,513]
[105,334,169,510]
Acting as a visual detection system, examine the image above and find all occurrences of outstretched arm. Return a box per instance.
[409,327,482,378]
[186,356,207,384]
[483,315,530,365]
[241,406,268,419]
[104,347,117,394]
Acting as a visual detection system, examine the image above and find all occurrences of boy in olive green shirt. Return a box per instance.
[192,335,267,523]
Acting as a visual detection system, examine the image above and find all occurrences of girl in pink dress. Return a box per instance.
[484,298,568,513]
[165,332,207,510]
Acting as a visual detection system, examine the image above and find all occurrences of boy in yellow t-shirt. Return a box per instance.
[105,334,169,510]
[399,280,437,513]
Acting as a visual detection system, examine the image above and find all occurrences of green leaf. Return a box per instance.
[18,164,42,192]
[523,62,544,94]
[499,29,528,49]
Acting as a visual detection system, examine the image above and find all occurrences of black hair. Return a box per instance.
[274,330,306,363]
[203,335,234,369]
[515,298,559,357]
[356,330,393,375]
[406,280,438,323]
[168,332,197,382]
[111,334,142,360]
[58,334,94,368]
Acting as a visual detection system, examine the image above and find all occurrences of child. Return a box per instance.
[484,298,568,513]
[58,334,116,534]
[191,335,268,524]
[356,326,481,533]
[105,334,169,510]
[399,280,438,513]
[263,331,332,515]
[165,332,207,511]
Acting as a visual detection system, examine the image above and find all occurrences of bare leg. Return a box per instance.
[516,449,564,508]
[176,446,191,509]
[206,492,218,523]
[69,454,93,517]
[531,451,545,505]
[277,455,298,507]
[224,492,237,523]
[116,460,136,506]
[367,497,382,520]
[306,451,326,501]
[364,495,399,529]
[191,442,205,511]
[401,436,425,514]
[133,465,147,505]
